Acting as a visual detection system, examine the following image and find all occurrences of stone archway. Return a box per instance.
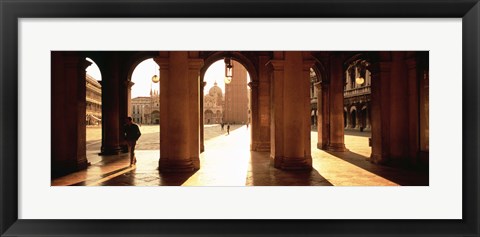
[199,52,260,152]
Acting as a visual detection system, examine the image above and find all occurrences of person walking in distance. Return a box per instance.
[227,123,230,135]
[124,117,141,166]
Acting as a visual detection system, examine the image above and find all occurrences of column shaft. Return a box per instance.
[269,52,312,170]
[101,55,122,155]
[156,52,202,172]
[326,54,347,151]
[51,52,89,177]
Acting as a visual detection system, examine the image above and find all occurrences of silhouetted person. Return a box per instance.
[227,124,230,135]
[221,123,224,130]
[123,117,141,166]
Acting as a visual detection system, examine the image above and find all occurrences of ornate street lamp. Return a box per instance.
[224,57,233,84]
[355,61,367,86]
[152,62,160,83]
[355,76,365,85]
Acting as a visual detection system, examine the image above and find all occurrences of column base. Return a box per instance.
[317,142,328,150]
[326,143,348,152]
[99,145,122,156]
[51,159,89,178]
[158,157,200,172]
[271,156,312,170]
[251,141,270,152]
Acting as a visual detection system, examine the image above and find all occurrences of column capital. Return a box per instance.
[125,80,135,88]
[369,62,391,75]
[266,60,284,71]
[248,81,259,89]
[153,57,169,70]
[405,58,417,70]
[83,59,92,70]
[188,58,204,70]
[303,60,315,71]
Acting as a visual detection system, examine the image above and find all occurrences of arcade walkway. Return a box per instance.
[52,125,428,186]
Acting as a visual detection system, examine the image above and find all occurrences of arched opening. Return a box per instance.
[204,110,214,124]
[310,68,319,129]
[199,57,252,177]
[202,58,251,137]
[128,58,161,162]
[343,56,372,157]
[351,109,357,128]
[85,57,103,164]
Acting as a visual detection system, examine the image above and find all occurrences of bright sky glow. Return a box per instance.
[204,60,226,94]
[130,59,159,98]
[86,57,250,99]
[85,58,101,81]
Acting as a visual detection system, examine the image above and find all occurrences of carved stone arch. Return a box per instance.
[310,55,328,84]
[125,51,161,82]
[350,105,357,113]
[200,51,259,83]
[83,52,106,78]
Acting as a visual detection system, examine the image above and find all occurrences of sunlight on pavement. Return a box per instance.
[54,126,416,186]
[182,126,251,186]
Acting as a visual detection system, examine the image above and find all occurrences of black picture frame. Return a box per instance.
[1,0,479,236]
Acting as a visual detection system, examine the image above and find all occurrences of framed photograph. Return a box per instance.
[1,0,479,236]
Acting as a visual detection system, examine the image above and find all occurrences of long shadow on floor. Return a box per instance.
[95,169,197,186]
[325,150,429,186]
[247,151,333,186]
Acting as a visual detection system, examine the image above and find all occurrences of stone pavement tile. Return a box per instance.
[54,126,428,186]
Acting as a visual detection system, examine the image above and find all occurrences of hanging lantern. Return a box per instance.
[355,76,365,85]
[224,57,233,84]
[151,75,159,83]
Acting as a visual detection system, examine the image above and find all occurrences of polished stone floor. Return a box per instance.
[52,125,428,186]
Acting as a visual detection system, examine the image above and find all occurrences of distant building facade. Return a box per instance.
[203,81,224,124]
[343,59,371,131]
[224,61,249,124]
[131,89,160,124]
[85,74,102,125]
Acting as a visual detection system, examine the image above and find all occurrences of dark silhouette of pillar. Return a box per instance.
[51,52,90,178]
[326,54,347,151]
[156,52,203,172]
[100,54,122,155]
[269,52,312,170]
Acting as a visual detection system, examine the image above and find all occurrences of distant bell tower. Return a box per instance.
[224,61,248,124]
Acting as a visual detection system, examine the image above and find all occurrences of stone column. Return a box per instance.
[100,55,122,155]
[315,82,328,149]
[119,78,133,153]
[302,60,314,160]
[248,81,259,151]
[326,54,347,152]
[51,53,90,177]
[252,55,271,151]
[365,104,371,130]
[355,108,361,129]
[156,52,202,172]
[388,52,409,163]
[187,57,204,169]
[269,52,312,170]
[200,81,206,152]
[370,60,391,164]
[345,107,352,129]
[406,55,420,164]
[126,81,135,116]
[269,59,284,166]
